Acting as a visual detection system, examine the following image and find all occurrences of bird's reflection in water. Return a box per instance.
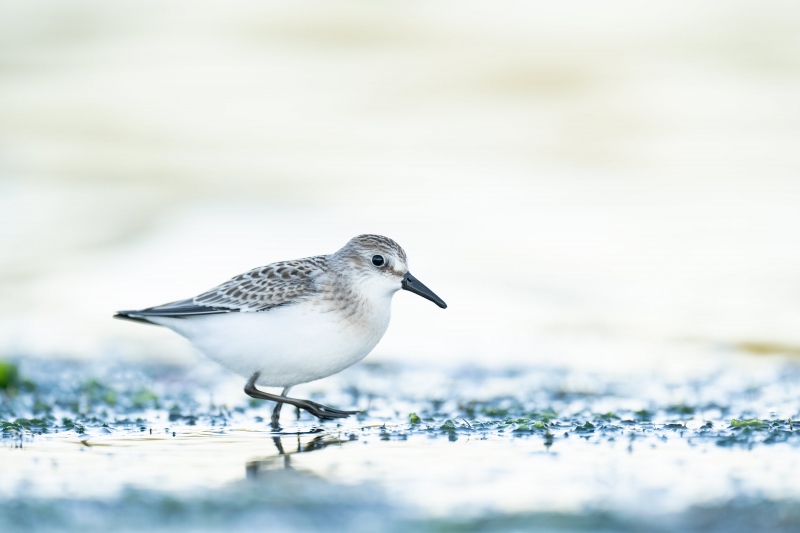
[245,434,355,479]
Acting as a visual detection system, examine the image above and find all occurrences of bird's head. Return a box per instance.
[333,234,447,309]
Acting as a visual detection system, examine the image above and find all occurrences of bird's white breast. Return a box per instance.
[149,298,392,387]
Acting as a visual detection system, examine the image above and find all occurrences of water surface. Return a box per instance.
[3,355,800,532]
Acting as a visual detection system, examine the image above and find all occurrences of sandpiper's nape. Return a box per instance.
[115,234,447,428]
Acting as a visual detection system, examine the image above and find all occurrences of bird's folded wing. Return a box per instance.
[116,257,327,321]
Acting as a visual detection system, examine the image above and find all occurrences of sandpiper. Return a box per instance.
[115,234,447,427]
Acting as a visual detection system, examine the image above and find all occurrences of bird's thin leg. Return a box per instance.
[272,436,285,454]
[270,387,291,429]
[245,372,359,421]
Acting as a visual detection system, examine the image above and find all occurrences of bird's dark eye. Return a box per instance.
[372,255,385,267]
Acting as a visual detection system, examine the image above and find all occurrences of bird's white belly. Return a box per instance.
[151,302,390,387]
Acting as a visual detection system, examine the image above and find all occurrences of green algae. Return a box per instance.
[531,407,558,422]
[731,419,769,429]
[61,417,86,434]
[0,361,20,391]
[1,421,23,435]
[668,404,695,415]
[512,420,546,432]
[479,406,511,418]
[0,360,35,395]
[596,411,620,421]
[440,419,456,430]
[131,389,159,409]
[82,379,118,407]
[3,359,799,453]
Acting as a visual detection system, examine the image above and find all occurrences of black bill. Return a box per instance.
[401,272,447,309]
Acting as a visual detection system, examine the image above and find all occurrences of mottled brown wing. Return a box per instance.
[192,256,328,312]
[114,256,329,322]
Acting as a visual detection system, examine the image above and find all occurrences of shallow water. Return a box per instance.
[3,356,800,532]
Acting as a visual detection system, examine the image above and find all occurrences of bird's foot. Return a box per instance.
[297,400,359,420]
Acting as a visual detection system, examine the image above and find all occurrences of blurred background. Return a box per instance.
[2,0,799,377]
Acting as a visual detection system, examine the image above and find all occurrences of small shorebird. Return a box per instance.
[115,234,446,427]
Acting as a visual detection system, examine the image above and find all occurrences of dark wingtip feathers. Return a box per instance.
[113,311,159,325]
[114,299,234,324]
